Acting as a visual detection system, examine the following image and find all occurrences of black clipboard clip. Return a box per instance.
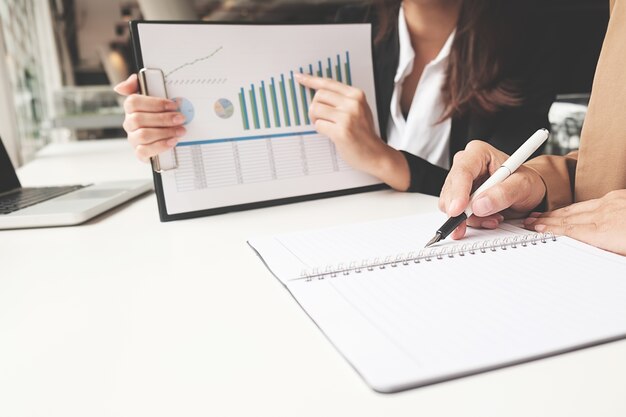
[138,68,178,173]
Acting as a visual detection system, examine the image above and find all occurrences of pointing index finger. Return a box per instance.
[295,73,352,95]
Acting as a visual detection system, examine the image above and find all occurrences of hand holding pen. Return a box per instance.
[429,129,550,247]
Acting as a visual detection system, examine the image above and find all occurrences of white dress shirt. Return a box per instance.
[386,6,455,170]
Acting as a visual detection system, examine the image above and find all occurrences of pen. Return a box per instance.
[424,128,550,248]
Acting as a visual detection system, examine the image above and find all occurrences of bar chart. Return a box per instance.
[238,51,353,131]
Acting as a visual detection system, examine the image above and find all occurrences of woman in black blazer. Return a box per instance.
[296,0,558,195]
[117,0,557,199]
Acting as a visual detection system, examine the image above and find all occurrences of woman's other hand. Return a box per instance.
[524,189,626,256]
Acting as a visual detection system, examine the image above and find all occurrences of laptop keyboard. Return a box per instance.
[0,186,85,215]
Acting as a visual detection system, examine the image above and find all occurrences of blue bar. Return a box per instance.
[249,84,260,129]
[289,70,301,126]
[299,67,310,125]
[336,54,343,83]
[317,61,323,78]
[280,74,291,127]
[345,51,352,86]
[177,130,318,146]
[308,63,315,99]
[270,77,281,128]
[239,87,249,130]
[260,81,271,128]
[326,57,332,78]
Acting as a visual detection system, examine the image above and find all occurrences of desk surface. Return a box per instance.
[2,140,625,417]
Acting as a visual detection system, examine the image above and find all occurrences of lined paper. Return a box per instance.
[248,212,626,392]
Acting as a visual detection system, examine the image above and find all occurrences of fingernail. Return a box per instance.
[524,217,537,226]
[529,212,542,218]
[481,220,498,229]
[473,197,493,216]
[448,198,463,216]
[173,114,185,124]
[175,127,186,136]
[534,224,547,232]
[167,138,178,147]
[166,100,179,111]
[294,73,305,80]
[496,214,505,222]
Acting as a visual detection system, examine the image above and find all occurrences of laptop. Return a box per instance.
[0,137,152,229]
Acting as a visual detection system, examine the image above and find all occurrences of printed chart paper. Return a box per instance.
[136,23,381,215]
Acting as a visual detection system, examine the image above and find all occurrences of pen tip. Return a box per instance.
[424,234,442,249]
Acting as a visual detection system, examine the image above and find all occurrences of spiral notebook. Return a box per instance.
[248,212,626,393]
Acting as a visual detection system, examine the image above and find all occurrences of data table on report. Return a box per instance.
[173,133,351,192]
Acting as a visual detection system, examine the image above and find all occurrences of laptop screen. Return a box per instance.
[0,136,21,193]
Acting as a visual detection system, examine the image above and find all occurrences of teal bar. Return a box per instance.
[317,61,323,78]
[238,88,249,130]
[289,71,301,126]
[336,54,343,83]
[299,67,310,125]
[308,63,315,100]
[249,84,260,129]
[279,74,291,127]
[345,51,352,86]
[260,81,271,128]
[270,77,281,128]
[326,57,332,78]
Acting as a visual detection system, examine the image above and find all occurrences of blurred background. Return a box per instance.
[0,0,609,167]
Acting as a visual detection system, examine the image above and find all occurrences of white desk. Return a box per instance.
[2,140,626,417]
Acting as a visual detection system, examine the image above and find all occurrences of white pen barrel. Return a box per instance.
[502,128,550,172]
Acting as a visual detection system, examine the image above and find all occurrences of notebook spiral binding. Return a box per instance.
[301,232,557,281]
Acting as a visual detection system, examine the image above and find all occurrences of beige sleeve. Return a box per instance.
[524,152,579,211]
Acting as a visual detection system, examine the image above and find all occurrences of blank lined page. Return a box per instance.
[286,237,626,392]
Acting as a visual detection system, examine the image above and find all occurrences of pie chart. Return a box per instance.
[172,97,194,125]
[214,98,234,119]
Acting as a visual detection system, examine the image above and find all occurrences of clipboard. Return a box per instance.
[137,68,178,173]
[129,20,385,222]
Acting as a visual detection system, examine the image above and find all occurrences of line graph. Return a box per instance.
[164,46,224,78]
[166,78,228,86]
